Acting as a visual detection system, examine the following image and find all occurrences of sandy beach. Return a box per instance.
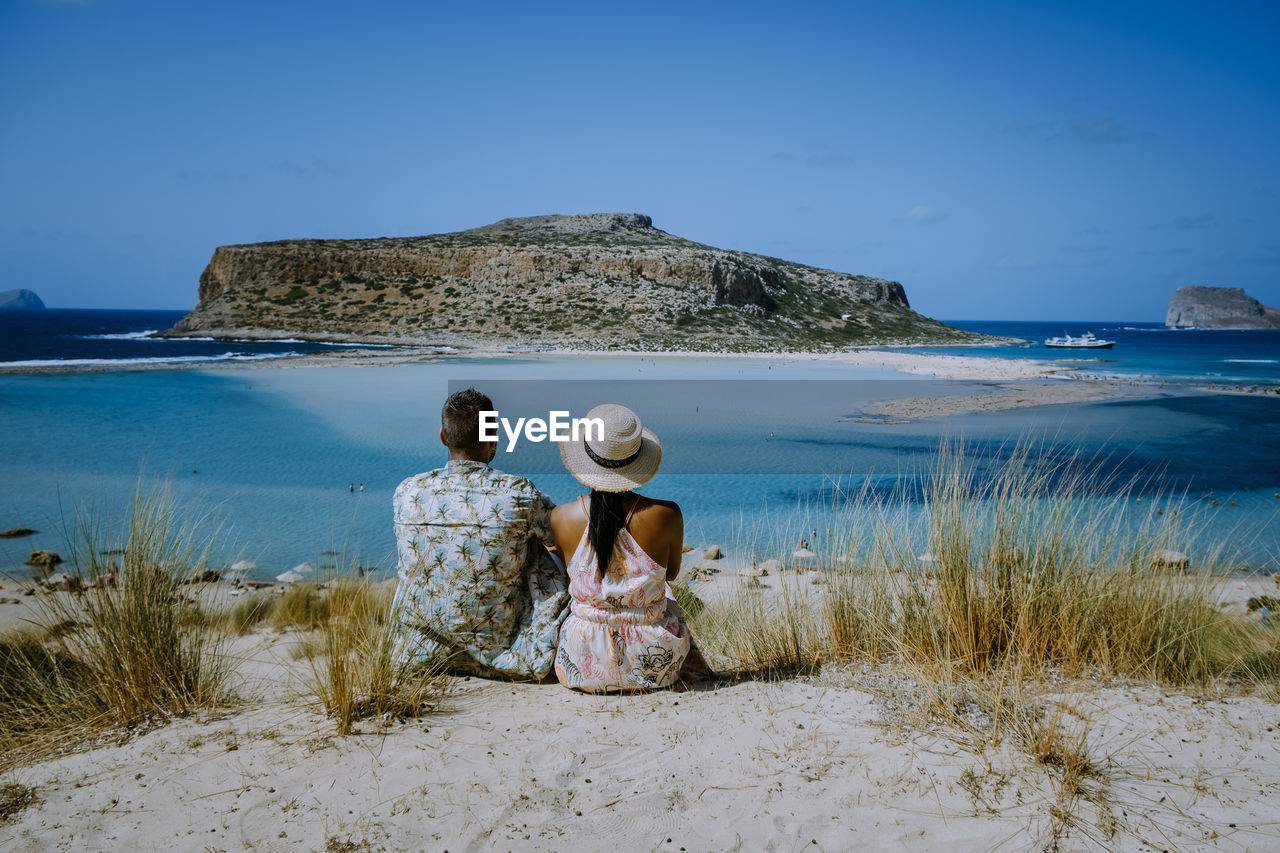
[3,574,1279,852]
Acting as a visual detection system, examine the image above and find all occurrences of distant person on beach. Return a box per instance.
[550,403,713,691]
[390,388,569,679]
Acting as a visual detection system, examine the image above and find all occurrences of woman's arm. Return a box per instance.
[665,505,684,582]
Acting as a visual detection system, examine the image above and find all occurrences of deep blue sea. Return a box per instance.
[1,310,1278,581]
[902,320,1280,388]
[0,308,447,369]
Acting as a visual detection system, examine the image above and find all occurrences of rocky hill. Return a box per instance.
[0,289,46,310]
[1166,286,1280,330]
[163,213,986,351]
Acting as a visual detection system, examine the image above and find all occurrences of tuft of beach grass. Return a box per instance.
[0,485,231,768]
[303,574,448,735]
[692,439,1280,687]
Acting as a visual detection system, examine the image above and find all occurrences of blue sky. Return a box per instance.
[2,0,1277,321]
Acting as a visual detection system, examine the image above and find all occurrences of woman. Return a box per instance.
[551,403,711,691]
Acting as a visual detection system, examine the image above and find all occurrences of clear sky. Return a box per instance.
[2,0,1277,321]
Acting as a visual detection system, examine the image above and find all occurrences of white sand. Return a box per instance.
[856,379,1145,419]
[4,575,1280,850]
[3,655,1277,851]
[0,343,1067,383]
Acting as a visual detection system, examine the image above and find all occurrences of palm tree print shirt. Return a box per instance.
[391,460,568,678]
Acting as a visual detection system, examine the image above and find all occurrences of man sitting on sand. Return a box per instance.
[390,388,569,679]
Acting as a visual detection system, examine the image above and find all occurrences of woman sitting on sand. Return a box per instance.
[551,403,712,692]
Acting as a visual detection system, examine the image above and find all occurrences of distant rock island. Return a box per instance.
[163,213,987,351]
[1165,286,1280,330]
[0,289,46,310]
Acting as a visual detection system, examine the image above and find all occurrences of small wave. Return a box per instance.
[156,335,319,344]
[1,352,305,368]
[1223,359,1279,364]
[157,336,454,351]
[77,330,160,340]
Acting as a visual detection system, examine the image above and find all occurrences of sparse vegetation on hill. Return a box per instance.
[163,213,991,350]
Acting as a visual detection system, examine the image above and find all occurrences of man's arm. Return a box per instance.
[529,489,561,562]
[492,484,568,678]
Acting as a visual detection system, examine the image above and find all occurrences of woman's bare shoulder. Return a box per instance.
[551,497,588,523]
[637,496,681,518]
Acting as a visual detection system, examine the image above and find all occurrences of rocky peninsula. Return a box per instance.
[162,213,986,351]
[1165,286,1280,329]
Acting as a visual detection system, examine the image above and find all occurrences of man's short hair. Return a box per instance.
[441,388,494,450]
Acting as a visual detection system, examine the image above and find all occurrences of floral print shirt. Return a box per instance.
[391,460,568,679]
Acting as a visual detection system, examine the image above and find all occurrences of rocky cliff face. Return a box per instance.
[0,289,46,310]
[166,213,982,350]
[1166,286,1280,330]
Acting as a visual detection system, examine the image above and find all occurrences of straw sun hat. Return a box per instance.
[560,403,661,493]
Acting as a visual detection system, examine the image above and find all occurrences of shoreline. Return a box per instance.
[3,344,1275,415]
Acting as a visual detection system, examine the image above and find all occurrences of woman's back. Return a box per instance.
[565,520,667,620]
[551,494,690,691]
[550,495,683,579]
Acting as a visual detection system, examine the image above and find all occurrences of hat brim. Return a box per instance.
[560,429,662,493]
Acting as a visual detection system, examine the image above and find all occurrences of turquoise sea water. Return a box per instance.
[2,355,1279,581]
[1,311,1278,580]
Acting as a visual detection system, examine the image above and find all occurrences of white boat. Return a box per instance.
[1043,331,1115,349]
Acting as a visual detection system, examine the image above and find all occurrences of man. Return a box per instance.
[391,388,568,679]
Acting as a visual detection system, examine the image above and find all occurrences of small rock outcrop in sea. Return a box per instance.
[26,550,63,572]
[162,213,988,351]
[1165,286,1280,329]
[0,527,37,538]
[0,289,46,310]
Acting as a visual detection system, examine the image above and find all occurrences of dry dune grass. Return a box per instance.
[214,572,444,735]
[303,576,448,735]
[0,488,230,768]
[694,442,1279,686]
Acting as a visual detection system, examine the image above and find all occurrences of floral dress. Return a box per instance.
[554,524,690,691]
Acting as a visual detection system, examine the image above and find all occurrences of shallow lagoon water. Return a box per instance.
[2,355,1278,581]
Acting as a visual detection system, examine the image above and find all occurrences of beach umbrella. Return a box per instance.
[276,570,306,584]
[290,562,317,575]
[225,561,254,582]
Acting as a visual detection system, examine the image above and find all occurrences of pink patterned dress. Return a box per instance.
[554,526,690,691]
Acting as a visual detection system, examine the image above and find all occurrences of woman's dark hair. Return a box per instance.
[588,490,631,580]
